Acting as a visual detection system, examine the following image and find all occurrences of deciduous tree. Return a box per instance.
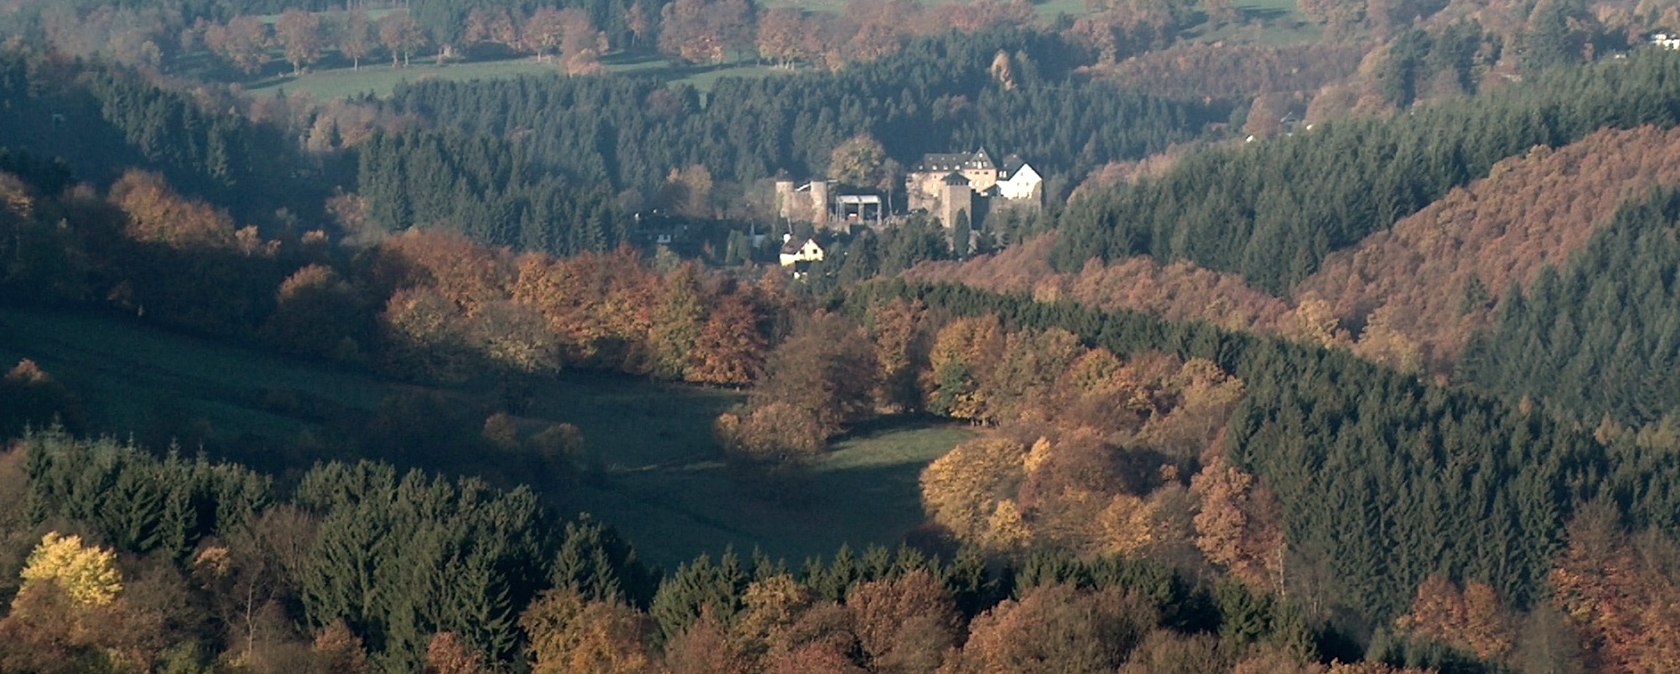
[1190,457,1283,593]
[18,532,121,607]
[524,8,567,62]
[521,588,653,674]
[206,16,269,75]
[846,569,959,673]
[947,584,1158,674]
[337,11,374,70]
[379,11,427,67]
[750,313,879,439]
[828,134,887,190]
[276,10,325,75]
[689,294,768,385]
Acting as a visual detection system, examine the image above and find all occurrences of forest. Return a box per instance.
[7,0,1680,671]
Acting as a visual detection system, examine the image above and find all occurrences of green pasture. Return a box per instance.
[0,307,970,568]
[762,0,1092,19]
[246,58,563,100]
[578,420,973,567]
[245,53,787,100]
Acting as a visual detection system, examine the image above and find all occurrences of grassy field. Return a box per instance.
[246,59,562,100]
[762,0,1091,18]
[0,307,970,568]
[246,52,788,100]
[575,420,972,567]
[237,0,1311,102]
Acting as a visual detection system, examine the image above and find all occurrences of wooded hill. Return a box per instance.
[1051,48,1680,296]
[1301,124,1680,376]
[375,28,1226,197]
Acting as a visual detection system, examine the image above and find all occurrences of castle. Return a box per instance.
[905,148,1042,233]
[771,148,1042,238]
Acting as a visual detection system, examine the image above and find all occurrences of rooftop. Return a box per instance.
[913,148,996,173]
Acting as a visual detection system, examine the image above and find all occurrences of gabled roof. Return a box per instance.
[941,171,971,186]
[1001,153,1026,175]
[913,148,996,173]
[1002,162,1040,183]
[780,236,820,254]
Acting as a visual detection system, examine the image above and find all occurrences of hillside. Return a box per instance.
[1052,49,1680,295]
[1460,187,1680,428]
[1299,125,1680,375]
[0,307,969,568]
[904,233,1293,333]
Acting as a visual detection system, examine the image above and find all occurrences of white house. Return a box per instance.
[995,160,1042,201]
[779,236,825,267]
[1653,33,1680,50]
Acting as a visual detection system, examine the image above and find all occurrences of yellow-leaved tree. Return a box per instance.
[17,532,121,607]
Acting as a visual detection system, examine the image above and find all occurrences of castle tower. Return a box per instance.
[938,172,972,231]
[808,180,830,227]
[774,180,796,220]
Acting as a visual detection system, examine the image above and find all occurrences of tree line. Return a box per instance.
[1,428,1455,674]
[0,157,797,389]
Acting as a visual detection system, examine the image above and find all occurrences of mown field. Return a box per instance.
[245,52,791,100]
[0,307,971,568]
[235,0,1313,101]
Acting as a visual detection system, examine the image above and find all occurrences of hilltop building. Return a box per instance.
[906,148,1042,234]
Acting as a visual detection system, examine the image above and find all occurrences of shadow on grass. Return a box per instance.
[0,306,965,571]
[575,414,973,568]
[1238,6,1291,21]
[569,442,959,569]
[831,413,972,443]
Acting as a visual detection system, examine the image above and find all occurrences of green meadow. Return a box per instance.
[0,307,970,568]
[246,53,790,100]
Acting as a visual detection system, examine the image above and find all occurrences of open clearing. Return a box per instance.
[238,0,1310,102]
[246,53,789,100]
[0,307,971,568]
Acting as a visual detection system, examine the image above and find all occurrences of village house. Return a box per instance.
[778,235,824,266]
[778,234,825,279]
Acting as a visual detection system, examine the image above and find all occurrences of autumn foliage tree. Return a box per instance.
[845,569,960,672]
[944,583,1158,674]
[261,264,368,360]
[688,294,769,385]
[17,532,121,607]
[866,297,927,412]
[379,11,428,67]
[659,0,755,64]
[338,11,376,70]
[275,10,325,75]
[747,312,879,439]
[110,170,240,250]
[1190,457,1283,593]
[1548,505,1680,673]
[205,16,269,75]
[756,7,814,68]
[520,588,653,674]
[1394,576,1516,662]
[524,8,568,62]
